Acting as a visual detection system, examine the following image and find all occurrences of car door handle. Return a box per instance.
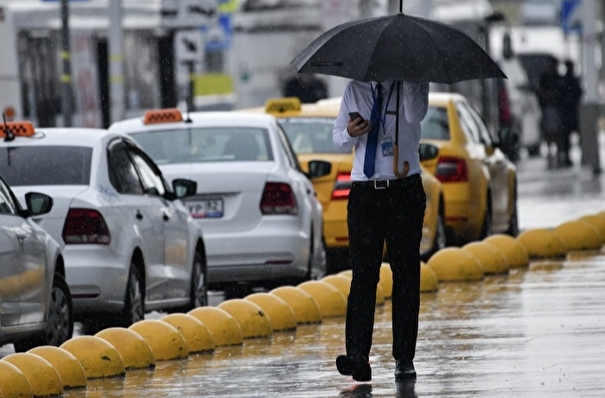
[15,232,27,243]
[136,210,143,221]
[163,212,170,221]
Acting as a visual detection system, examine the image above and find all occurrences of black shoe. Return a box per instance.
[336,355,372,382]
[394,360,416,380]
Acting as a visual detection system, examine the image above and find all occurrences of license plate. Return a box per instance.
[187,199,223,219]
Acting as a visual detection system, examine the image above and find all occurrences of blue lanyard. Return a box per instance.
[371,81,396,135]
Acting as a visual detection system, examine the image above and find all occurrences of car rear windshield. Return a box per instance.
[130,127,273,165]
[279,117,340,154]
[420,106,450,140]
[0,146,92,186]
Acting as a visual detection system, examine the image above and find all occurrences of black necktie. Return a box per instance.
[364,83,383,178]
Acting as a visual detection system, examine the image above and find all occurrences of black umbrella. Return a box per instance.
[291,12,506,84]
[290,3,506,176]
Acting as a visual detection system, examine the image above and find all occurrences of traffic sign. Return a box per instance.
[561,0,582,35]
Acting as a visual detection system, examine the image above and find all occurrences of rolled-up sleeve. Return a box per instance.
[403,81,429,123]
[332,85,358,153]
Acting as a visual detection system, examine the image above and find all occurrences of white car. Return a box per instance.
[0,172,73,352]
[0,122,208,331]
[110,109,326,293]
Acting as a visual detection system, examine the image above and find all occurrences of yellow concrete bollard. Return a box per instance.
[129,320,189,361]
[484,234,530,268]
[245,292,297,332]
[95,327,155,369]
[516,228,567,259]
[161,313,216,353]
[218,299,273,339]
[554,220,603,251]
[420,262,439,292]
[579,214,605,243]
[0,360,33,398]
[321,275,351,300]
[297,280,347,318]
[378,263,393,298]
[338,270,353,279]
[462,241,510,275]
[28,346,87,389]
[269,286,322,324]
[2,353,63,397]
[160,313,216,353]
[426,247,484,282]
[61,336,125,379]
[188,306,244,346]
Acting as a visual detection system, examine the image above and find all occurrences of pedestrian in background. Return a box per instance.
[559,59,583,167]
[332,79,429,382]
[283,73,328,103]
[536,56,564,167]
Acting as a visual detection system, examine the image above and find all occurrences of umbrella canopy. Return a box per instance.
[291,13,506,84]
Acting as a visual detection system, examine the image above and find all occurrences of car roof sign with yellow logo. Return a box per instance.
[264,97,302,115]
[143,108,183,125]
[0,121,35,141]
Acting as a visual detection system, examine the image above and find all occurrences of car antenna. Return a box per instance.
[2,113,15,142]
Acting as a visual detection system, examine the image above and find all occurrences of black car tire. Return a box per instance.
[117,263,144,327]
[190,251,208,309]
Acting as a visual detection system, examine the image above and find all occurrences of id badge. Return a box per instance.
[381,137,394,157]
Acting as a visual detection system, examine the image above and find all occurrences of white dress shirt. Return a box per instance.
[332,80,429,181]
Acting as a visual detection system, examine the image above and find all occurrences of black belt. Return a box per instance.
[351,174,421,190]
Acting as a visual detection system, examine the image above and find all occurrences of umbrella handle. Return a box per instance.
[393,144,409,178]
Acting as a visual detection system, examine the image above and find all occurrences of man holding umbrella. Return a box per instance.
[332,79,429,382]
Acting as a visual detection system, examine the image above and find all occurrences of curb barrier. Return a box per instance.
[95,327,155,370]
[579,213,605,243]
[0,361,32,398]
[338,270,353,279]
[129,320,189,361]
[188,306,244,346]
[321,275,351,300]
[244,293,297,332]
[28,346,87,389]
[420,262,439,292]
[2,353,63,397]
[483,234,530,268]
[554,220,603,251]
[462,242,510,275]
[161,313,216,353]
[297,280,347,318]
[60,336,125,379]
[427,247,484,282]
[269,286,322,324]
[516,228,567,259]
[218,299,274,339]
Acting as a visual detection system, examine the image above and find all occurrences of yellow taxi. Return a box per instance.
[419,92,518,244]
[244,97,447,273]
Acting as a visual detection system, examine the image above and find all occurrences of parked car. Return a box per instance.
[246,96,447,269]
[0,122,207,332]
[0,170,73,352]
[419,92,519,245]
[109,109,326,293]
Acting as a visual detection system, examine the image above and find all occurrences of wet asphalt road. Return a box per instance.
[5,134,605,397]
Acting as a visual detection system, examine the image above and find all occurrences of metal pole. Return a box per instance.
[580,0,601,174]
[61,0,73,127]
[109,0,124,123]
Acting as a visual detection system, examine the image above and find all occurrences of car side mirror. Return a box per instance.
[172,178,197,199]
[25,192,53,216]
[307,160,331,179]
[418,143,439,161]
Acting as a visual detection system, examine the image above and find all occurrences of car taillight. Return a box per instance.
[62,208,111,245]
[435,156,469,182]
[260,182,299,215]
[331,172,352,200]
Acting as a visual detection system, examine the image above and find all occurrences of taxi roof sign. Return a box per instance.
[264,97,301,114]
[0,121,35,140]
[143,108,183,125]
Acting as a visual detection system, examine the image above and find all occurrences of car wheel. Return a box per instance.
[13,273,74,352]
[479,199,493,240]
[117,264,144,327]
[190,251,208,309]
[507,194,520,237]
[306,231,326,281]
[431,201,447,256]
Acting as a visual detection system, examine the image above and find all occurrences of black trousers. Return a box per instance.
[345,174,426,362]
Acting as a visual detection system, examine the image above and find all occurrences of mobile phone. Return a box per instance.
[348,112,363,122]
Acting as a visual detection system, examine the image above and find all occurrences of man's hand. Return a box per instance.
[347,117,371,137]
